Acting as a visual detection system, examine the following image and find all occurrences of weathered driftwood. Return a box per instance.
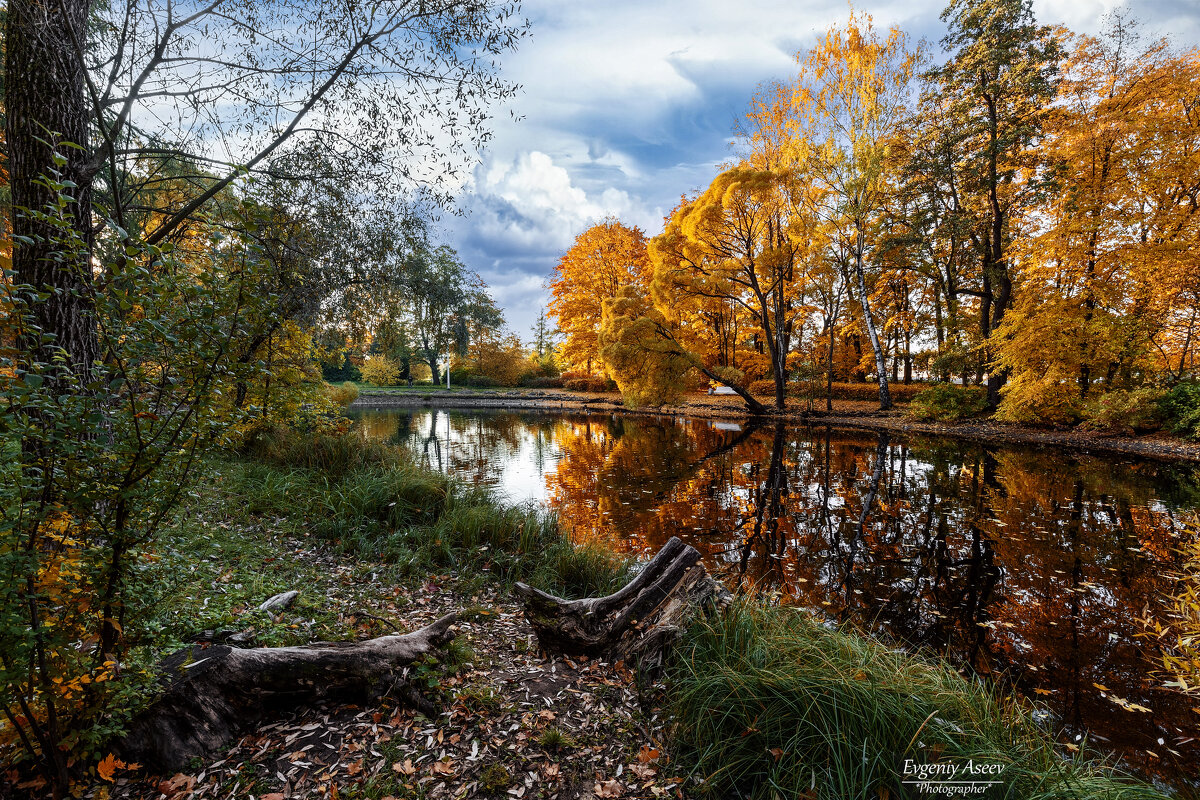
[257,589,300,612]
[515,537,729,666]
[119,612,459,772]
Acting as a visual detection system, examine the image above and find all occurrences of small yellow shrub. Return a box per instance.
[361,355,400,386]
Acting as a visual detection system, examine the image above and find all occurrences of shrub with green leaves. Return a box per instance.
[908,383,988,422]
[1080,388,1164,435]
[1158,381,1200,440]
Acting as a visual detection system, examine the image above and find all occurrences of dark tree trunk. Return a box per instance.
[826,326,835,412]
[6,0,98,383]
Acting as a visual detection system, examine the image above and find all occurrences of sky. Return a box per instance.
[441,0,1200,341]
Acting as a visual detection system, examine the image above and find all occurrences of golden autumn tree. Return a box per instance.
[599,286,768,412]
[598,287,695,407]
[548,217,652,373]
[993,24,1200,422]
[781,13,922,410]
[649,167,809,410]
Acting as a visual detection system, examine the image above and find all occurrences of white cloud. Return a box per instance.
[460,150,658,258]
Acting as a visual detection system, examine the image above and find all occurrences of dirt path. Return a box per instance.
[352,390,1200,464]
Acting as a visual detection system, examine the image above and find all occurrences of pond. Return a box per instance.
[354,406,1200,791]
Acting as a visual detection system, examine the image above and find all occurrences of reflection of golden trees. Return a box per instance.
[357,408,1199,784]
[547,417,1200,783]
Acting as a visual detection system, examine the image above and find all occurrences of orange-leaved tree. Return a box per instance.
[548,217,652,374]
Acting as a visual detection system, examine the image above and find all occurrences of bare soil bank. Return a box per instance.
[352,389,1200,464]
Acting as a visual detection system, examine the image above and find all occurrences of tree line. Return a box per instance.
[549,1,1200,430]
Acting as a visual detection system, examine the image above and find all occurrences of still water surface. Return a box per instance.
[355,407,1200,790]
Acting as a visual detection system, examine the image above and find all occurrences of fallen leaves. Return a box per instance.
[96,754,137,782]
[74,574,684,800]
[155,772,196,796]
[595,778,625,798]
[637,745,661,763]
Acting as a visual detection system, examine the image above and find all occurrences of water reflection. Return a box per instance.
[354,408,1200,789]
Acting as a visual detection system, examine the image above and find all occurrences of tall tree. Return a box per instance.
[992,23,1200,420]
[650,167,809,410]
[548,217,652,373]
[932,0,1059,407]
[784,13,921,410]
[6,0,526,385]
[6,0,96,385]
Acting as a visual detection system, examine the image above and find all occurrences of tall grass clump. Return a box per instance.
[670,602,1167,800]
[242,422,405,471]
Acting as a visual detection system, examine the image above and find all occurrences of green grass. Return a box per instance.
[228,425,633,598]
[129,425,633,662]
[669,601,1169,800]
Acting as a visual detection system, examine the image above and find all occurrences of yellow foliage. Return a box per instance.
[460,331,526,385]
[549,217,651,372]
[598,287,695,407]
[361,354,401,386]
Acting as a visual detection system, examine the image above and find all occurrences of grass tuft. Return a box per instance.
[670,601,1169,800]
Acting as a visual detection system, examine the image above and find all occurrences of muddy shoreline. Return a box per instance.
[350,389,1200,464]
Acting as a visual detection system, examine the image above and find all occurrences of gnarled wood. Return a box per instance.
[515,537,729,667]
[119,612,459,772]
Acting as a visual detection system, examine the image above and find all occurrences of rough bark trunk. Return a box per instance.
[515,537,730,669]
[6,0,99,384]
[118,613,460,772]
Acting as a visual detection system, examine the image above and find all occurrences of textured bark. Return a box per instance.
[6,0,99,382]
[515,537,730,668]
[119,613,460,772]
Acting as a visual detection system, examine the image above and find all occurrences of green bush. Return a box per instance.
[670,602,1167,800]
[321,353,362,383]
[1080,388,1164,435]
[1158,381,1200,440]
[908,383,989,422]
[459,374,500,388]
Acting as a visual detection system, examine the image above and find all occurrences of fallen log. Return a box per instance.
[515,537,729,668]
[119,612,459,772]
